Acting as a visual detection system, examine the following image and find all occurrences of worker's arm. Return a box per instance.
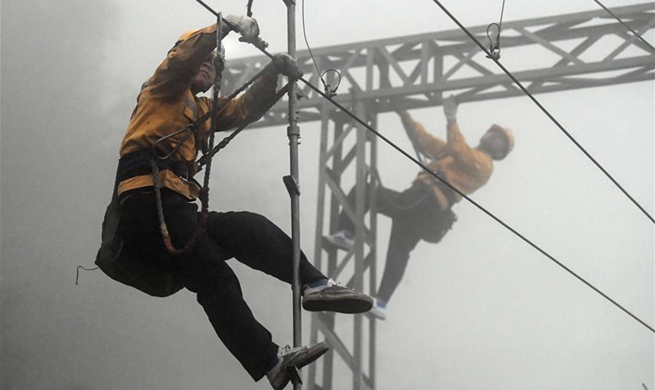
[148,17,258,100]
[214,54,303,131]
[398,110,447,159]
[444,97,492,178]
[443,94,472,155]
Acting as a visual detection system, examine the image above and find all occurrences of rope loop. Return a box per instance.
[486,23,501,60]
[486,0,506,61]
[320,69,341,98]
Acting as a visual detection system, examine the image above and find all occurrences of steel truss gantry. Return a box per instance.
[220,4,654,390]
[224,3,654,128]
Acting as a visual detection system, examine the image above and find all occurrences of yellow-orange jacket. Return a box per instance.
[119,24,279,200]
[400,112,494,210]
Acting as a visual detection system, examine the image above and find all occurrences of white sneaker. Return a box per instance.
[368,298,387,320]
[266,342,329,390]
[325,230,355,251]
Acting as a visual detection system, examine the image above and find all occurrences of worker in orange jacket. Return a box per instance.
[96,16,371,390]
[327,95,514,320]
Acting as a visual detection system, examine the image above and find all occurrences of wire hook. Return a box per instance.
[486,23,501,60]
[486,0,506,61]
[321,69,341,98]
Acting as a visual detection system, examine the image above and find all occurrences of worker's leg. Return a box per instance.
[206,211,372,314]
[376,218,423,303]
[120,190,280,380]
[375,183,435,302]
[336,183,404,232]
[376,183,430,216]
[205,211,326,286]
[334,185,360,233]
[186,238,280,381]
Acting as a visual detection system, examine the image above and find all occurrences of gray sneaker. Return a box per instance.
[302,279,373,314]
[266,342,329,390]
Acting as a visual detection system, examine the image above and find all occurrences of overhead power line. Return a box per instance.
[298,77,655,335]
[192,0,655,334]
[430,0,654,225]
[592,0,655,52]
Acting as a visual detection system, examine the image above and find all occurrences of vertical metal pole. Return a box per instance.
[283,4,302,390]
[308,102,332,390]
[368,112,379,390]
[352,98,366,390]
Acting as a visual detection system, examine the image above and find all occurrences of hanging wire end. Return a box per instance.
[75,265,99,285]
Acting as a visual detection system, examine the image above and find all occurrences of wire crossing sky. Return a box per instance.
[593,0,655,51]
[191,0,654,334]
[2,1,651,389]
[431,0,655,225]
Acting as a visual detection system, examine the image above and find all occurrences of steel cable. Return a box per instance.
[192,0,655,333]
[430,0,654,225]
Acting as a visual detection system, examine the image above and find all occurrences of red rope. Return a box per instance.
[161,187,210,257]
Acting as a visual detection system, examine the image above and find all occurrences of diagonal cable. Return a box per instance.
[592,0,655,52]
[298,77,655,335]
[430,0,654,225]
[193,0,655,334]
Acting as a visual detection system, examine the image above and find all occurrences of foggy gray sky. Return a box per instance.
[1,1,653,390]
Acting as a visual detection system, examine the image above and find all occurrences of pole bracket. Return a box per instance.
[283,175,300,197]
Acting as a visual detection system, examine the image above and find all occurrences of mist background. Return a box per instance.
[1,0,653,389]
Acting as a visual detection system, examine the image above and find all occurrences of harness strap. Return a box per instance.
[434,179,459,208]
[118,150,190,182]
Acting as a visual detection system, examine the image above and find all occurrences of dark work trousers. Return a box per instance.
[118,189,326,381]
[337,182,454,303]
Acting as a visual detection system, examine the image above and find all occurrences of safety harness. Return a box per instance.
[137,17,288,257]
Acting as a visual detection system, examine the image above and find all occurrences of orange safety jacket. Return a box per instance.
[118,24,279,200]
[402,113,494,211]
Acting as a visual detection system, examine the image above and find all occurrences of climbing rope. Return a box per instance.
[150,20,293,256]
[150,13,227,257]
[197,85,291,168]
[150,63,269,164]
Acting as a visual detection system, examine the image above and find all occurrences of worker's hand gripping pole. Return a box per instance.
[196,0,269,50]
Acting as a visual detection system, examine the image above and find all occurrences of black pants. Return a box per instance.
[337,182,455,302]
[118,189,326,381]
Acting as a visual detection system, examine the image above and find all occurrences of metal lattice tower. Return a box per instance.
[220,4,654,390]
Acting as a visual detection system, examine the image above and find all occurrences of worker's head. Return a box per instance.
[191,50,218,94]
[479,125,514,160]
[175,30,218,94]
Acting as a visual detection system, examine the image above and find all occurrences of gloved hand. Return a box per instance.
[270,53,303,80]
[443,94,458,122]
[224,15,260,43]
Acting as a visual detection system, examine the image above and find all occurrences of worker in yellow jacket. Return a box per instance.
[327,95,514,320]
[96,16,371,390]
